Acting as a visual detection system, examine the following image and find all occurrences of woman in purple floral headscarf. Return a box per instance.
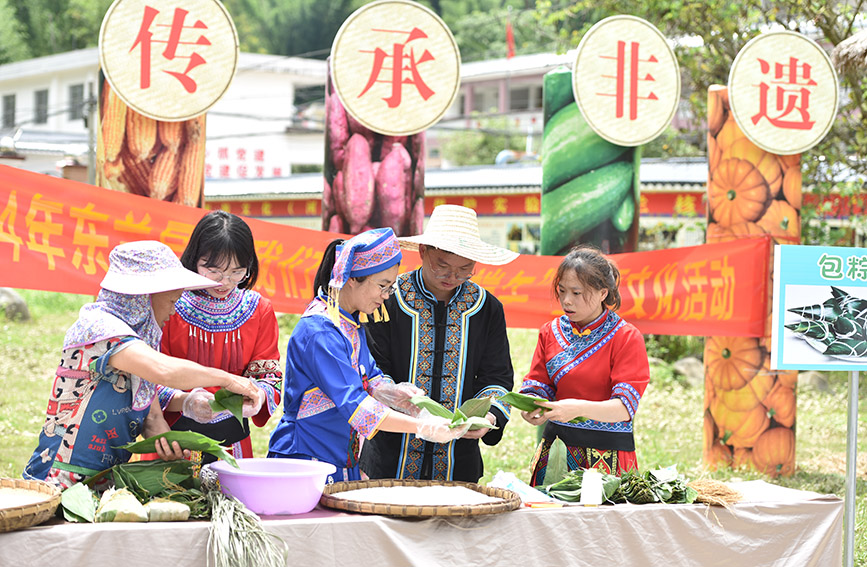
[23,240,260,490]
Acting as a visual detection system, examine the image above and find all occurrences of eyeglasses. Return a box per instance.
[425,254,475,282]
[375,282,398,297]
[202,267,248,284]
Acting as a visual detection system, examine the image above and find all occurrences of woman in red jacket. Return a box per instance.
[520,245,650,485]
[157,211,282,462]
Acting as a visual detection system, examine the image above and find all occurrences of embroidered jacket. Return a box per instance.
[361,268,514,482]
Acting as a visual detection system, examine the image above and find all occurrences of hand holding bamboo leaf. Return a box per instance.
[118,431,239,468]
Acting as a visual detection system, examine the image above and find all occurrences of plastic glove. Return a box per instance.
[415,408,470,444]
[372,381,425,416]
[242,387,266,418]
[181,388,218,423]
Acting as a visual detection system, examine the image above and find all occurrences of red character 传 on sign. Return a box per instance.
[131,6,211,92]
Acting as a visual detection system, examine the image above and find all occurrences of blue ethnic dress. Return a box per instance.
[268,296,391,482]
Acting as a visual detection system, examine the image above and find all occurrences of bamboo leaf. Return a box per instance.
[209,388,244,424]
[497,392,550,413]
[544,438,569,487]
[458,397,491,418]
[497,392,587,423]
[411,395,498,430]
[409,395,453,419]
[117,431,238,469]
[60,482,97,523]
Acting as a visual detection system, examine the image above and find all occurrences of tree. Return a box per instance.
[439,115,530,166]
[0,0,30,64]
[448,5,558,61]
[222,0,364,57]
[7,0,112,58]
[538,0,867,245]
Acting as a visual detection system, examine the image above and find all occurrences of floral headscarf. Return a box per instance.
[64,289,161,351]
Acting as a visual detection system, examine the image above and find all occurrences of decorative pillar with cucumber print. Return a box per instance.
[703,85,801,477]
[539,67,639,256]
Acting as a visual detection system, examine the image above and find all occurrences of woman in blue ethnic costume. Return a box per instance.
[157,211,281,462]
[520,245,650,485]
[23,241,261,490]
[361,205,519,483]
[268,228,467,482]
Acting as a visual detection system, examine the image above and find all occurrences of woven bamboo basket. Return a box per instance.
[0,477,61,533]
[320,479,522,517]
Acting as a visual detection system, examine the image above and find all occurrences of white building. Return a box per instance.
[1,48,709,252]
[0,47,327,179]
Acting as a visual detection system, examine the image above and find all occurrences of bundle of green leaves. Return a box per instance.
[497,392,587,423]
[409,395,498,430]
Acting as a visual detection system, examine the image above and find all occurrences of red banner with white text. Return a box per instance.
[0,166,768,335]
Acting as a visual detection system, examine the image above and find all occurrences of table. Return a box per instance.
[0,481,842,567]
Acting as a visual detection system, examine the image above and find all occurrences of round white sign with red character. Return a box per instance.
[330,0,461,136]
[99,0,238,121]
[572,15,681,147]
[728,31,838,155]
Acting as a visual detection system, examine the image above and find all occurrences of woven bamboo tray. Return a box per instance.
[320,479,521,517]
[0,477,61,533]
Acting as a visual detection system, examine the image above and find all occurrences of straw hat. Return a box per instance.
[399,205,519,265]
[100,240,220,295]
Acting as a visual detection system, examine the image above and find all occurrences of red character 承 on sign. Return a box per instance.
[358,27,436,108]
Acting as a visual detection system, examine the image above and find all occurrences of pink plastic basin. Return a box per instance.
[209,458,336,515]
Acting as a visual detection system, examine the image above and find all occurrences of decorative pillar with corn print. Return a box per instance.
[96,0,240,208]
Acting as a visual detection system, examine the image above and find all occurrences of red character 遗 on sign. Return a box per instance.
[750,56,816,130]
[131,6,211,92]
[358,27,436,108]
[598,40,659,120]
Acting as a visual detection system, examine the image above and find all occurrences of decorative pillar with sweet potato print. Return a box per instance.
[322,63,425,236]
[324,0,460,236]
[703,85,801,477]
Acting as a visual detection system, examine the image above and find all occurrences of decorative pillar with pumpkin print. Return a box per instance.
[703,85,800,478]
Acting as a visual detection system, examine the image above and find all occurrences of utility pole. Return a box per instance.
[84,94,97,185]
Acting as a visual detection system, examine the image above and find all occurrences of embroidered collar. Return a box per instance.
[310,294,360,330]
[412,268,467,305]
[568,310,608,336]
[175,288,261,333]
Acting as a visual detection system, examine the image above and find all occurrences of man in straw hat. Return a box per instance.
[360,205,518,482]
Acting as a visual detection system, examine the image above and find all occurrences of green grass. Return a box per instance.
[1,290,865,565]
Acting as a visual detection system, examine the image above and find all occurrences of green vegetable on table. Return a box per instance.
[209,388,244,424]
[409,395,498,430]
[117,430,239,469]
[60,482,98,523]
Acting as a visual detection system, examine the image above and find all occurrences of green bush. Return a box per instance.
[644,334,704,363]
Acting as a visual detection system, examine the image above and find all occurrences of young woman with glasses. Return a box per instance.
[154,210,283,463]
